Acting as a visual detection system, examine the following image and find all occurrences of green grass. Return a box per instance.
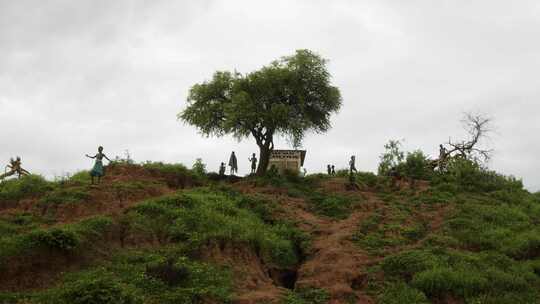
[0,175,53,207]
[379,282,429,304]
[282,288,330,304]
[308,192,358,219]
[1,249,233,304]
[125,189,307,268]
[0,216,113,263]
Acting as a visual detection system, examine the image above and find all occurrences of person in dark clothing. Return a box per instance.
[228,151,238,175]
[219,162,226,176]
[248,153,257,174]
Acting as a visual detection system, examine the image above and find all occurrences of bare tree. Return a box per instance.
[434,112,494,170]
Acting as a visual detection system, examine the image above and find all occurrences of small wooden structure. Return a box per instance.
[269,150,306,173]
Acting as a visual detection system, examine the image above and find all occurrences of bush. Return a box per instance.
[282,288,330,304]
[60,270,139,304]
[404,150,431,180]
[126,190,304,268]
[379,282,429,304]
[411,267,488,298]
[0,175,52,204]
[355,171,379,188]
[378,140,405,176]
[434,158,524,193]
[39,187,90,206]
[191,158,207,178]
[68,171,92,184]
[381,250,440,279]
[308,193,354,219]
[28,228,80,251]
[109,251,232,303]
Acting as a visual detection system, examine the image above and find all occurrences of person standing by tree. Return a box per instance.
[85,146,111,185]
[179,49,342,175]
[228,151,238,175]
[219,162,226,176]
[248,153,258,174]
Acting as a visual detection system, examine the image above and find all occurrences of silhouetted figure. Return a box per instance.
[248,153,258,174]
[219,162,226,176]
[438,144,447,171]
[85,146,111,184]
[228,151,238,175]
[0,157,30,180]
[327,164,332,175]
[349,155,358,173]
[331,165,336,176]
[302,168,307,177]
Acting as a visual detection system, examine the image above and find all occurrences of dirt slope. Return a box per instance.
[235,178,382,304]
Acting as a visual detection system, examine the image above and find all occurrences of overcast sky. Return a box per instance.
[1,0,539,191]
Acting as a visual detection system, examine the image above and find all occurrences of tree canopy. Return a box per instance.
[179,49,342,174]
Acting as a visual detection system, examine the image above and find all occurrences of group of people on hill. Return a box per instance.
[3,146,360,185]
[219,151,259,176]
[327,155,358,176]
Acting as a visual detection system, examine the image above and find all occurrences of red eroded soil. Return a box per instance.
[235,179,381,304]
[0,164,198,225]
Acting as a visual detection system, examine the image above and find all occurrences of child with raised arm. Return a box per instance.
[86,146,112,184]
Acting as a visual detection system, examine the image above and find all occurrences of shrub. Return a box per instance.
[145,258,191,287]
[411,267,488,298]
[355,171,379,188]
[27,228,80,251]
[378,140,405,176]
[0,175,52,204]
[308,193,355,219]
[39,187,90,206]
[504,231,540,260]
[434,158,524,193]
[379,282,429,304]
[68,170,92,184]
[126,190,303,268]
[381,250,440,279]
[191,158,207,178]
[282,288,330,304]
[60,270,139,304]
[404,150,431,181]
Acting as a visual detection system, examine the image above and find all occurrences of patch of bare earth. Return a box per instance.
[235,179,382,304]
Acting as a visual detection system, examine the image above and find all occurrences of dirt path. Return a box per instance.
[281,194,377,304]
[236,179,382,304]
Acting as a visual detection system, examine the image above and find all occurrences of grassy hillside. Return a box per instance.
[0,160,539,304]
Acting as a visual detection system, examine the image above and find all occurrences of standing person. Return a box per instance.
[219,162,226,176]
[85,146,112,185]
[331,165,336,175]
[248,153,258,174]
[228,151,238,175]
[438,144,447,171]
[349,155,358,173]
[327,164,332,175]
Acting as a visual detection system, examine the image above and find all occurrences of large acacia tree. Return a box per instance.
[179,50,342,175]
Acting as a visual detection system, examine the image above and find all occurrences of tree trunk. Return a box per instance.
[256,145,271,176]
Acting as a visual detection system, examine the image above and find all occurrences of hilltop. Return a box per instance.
[0,161,539,304]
